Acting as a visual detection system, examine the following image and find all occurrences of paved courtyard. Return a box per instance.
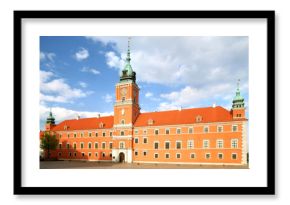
[40,160,249,169]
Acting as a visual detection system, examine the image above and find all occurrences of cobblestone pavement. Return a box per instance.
[40,160,249,169]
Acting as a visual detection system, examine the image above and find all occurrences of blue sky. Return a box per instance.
[40,36,248,129]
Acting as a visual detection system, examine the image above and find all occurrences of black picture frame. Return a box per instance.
[14,10,275,195]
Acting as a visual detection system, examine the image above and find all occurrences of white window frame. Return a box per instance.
[165,128,170,135]
[176,141,182,149]
[176,153,181,159]
[204,126,209,133]
[188,127,193,134]
[143,151,147,156]
[80,142,84,149]
[154,129,159,135]
[88,142,92,149]
[88,132,92,137]
[203,140,209,149]
[231,139,238,148]
[154,141,159,150]
[165,153,170,159]
[109,142,113,149]
[102,142,106,149]
[218,153,223,159]
[190,153,196,159]
[232,153,238,160]
[134,129,138,134]
[102,152,105,157]
[94,142,98,149]
[73,142,77,150]
[88,152,91,157]
[120,131,125,136]
[176,128,181,134]
[134,137,139,144]
[74,133,77,138]
[143,137,148,144]
[232,125,238,132]
[217,125,223,133]
[165,141,170,149]
[205,153,211,159]
[216,139,224,148]
[119,141,125,149]
[154,153,159,159]
[187,140,194,149]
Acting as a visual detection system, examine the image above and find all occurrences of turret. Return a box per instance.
[45,109,55,131]
[231,79,245,119]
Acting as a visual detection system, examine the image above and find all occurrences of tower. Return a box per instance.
[114,38,140,127]
[45,109,55,131]
[231,79,245,119]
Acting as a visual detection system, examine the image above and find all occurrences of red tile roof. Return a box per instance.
[51,116,114,131]
[134,106,235,127]
[48,106,243,131]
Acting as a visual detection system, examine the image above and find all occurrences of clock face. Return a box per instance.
[121,87,127,96]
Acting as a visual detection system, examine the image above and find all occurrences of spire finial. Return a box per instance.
[126,37,131,62]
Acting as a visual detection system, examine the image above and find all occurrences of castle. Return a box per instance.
[41,40,248,165]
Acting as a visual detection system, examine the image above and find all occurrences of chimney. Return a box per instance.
[97,114,101,118]
[76,115,80,120]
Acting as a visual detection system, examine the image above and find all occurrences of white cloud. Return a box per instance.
[40,52,56,62]
[81,67,100,75]
[103,94,113,103]
[40,70,92,103]
[40,105,113,129]
[79,81,87,88]
[75,48,89,61]
[145,92,153,98]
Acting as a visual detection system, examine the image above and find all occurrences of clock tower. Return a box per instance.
[114,38,140,127]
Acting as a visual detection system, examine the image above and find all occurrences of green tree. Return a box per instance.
[40,132,59,160]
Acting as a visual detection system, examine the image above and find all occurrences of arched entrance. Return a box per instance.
[119,152,125,163]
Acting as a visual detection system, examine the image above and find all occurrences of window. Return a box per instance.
[143,151,147,156]
[154,142,159,150]
[154,153,159,159]
[196,115,202,122]
[203,140,209,148]
[204,126,209,133]
[69,152,72,157]
[190,153,196,159]
[148,119,154,125]
[110,132,113,137]
[134,129,138,134]
[59,134,62,139]
[143,137,148,144]
[135,151,138,156]
[88,152,91,157]
[217,126,223,133]
[165,128,170,135]
[95,132,98,137]
[67,134,70,138]
[154,129,159,135]
[74,133,77,138]
[109,142,113,149]
[88,132,92,137]
[143,129,147,134]
[66,143,70,149]
[231,139,238,148]
[73,143,76,150]
[176,141,181,149]
[81,132,84,137]
[74,152,77,157]
[120,131,124,136]
[102,142,106,149]
[187,140,194,149]
[59,143,62,149]
[95,152,98,157]
[109,153,112,157]
[232,125,238,132]
[102,152,105,157]
[58,152,61,157]
[205,153,211,159]
[232,153,237,160]
[176,128,181,134]
[82,152,85,157]
[134,138,139,144]
[218,153,223,159]
[188,127,193,134]
[88,142,92,149]
[102,132,106,137]
[165,153,170,159]
[94,142,98,149]
[121,119,125,125]
[176,153,181,159]
[165,141,170,149]
[80,142,84,149]
[119,142,125,149]
[216,140,224,148]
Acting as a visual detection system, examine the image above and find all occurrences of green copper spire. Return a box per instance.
[232,79,245,109]
[46,109,55,125]
[120,37,136,83]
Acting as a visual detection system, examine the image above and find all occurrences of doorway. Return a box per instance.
[119,152,125,163]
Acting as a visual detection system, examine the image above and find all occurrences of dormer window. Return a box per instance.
[99,122,104,128]
[64,125,69,130]
[148,119,154,125]
[196,115,202,123]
